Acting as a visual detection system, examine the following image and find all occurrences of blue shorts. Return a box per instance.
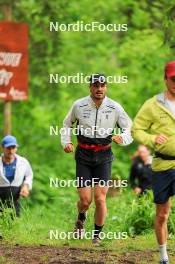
[152,169,175,204]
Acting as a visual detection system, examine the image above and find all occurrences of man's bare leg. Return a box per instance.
[77,187,92,213]
[155,199,171,262]
[93,185,108,241]
[74,187,92,238]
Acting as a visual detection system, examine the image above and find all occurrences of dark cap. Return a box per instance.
[89,73,107,85]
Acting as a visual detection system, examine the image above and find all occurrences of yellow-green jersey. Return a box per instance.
[132,92,175,171]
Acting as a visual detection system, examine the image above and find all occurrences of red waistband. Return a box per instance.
[78,141,110,153]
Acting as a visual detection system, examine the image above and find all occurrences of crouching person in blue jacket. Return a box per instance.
[0,135,33,217]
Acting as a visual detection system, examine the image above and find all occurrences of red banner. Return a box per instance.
[0,21,28,101]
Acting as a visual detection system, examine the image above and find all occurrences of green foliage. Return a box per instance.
[0,201,17,231]
[123,192,155,235]
[1,190,175,245]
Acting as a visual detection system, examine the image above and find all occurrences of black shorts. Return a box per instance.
[0,187,21,217]
[76,160,112,188]
[152,169,175,204]
[75,145,114,166]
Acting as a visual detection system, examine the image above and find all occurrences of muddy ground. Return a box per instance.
[0,244,158,264]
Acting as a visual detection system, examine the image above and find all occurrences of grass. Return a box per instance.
[0,188,173,244]
[1,187,175,263]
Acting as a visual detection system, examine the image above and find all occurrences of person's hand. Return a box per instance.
[133,187,142,194]
[155,134,168,145]
[20,184,30,198]
[112,135,123,144]
[64,143,74,153]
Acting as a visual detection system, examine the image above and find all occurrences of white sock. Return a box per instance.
[159,244,168,261]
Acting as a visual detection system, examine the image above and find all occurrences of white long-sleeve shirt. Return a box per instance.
[61,95,133,147]
[0,154,33,190]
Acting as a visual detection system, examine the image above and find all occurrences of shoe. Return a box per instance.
[92,233,101,245]
[92,236,101,245]
[73,219,85,239]
[160,260,169,264]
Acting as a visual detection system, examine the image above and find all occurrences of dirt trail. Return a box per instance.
[0,244,156,264]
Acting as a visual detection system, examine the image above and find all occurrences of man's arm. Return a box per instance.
[132,100,168,148]
[129,164,138,189]
[129,162,142,194]
[20,160,33,197]
[131,100,156,148]
[113,105,133,146]
[60,102,77,151]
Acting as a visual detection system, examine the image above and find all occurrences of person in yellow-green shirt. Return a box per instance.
[132,61,175,264]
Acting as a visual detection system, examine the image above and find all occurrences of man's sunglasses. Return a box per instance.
[91,82,106,88]
[170,76,175,82]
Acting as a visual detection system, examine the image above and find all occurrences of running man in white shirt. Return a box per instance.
[61,73,133,243]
